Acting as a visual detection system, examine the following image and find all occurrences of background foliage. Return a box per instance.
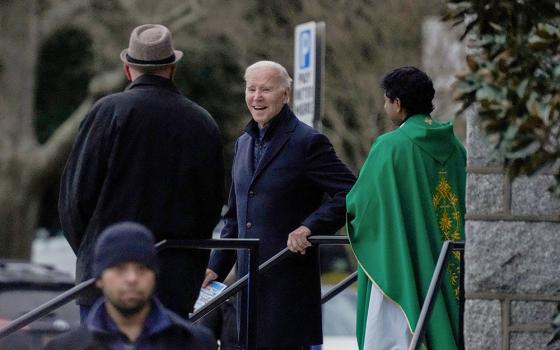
[444,0,560,194]
[1,0,446,258]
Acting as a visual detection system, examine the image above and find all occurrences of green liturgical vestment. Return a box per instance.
[347,114,466,349]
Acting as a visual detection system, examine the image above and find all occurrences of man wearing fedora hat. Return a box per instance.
[59,24,224,320]
[44,222,217,350]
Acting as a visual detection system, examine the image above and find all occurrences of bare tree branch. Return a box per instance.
[31,68,124,183]
[169,0,206,32]
[40,0,91,38]
[116,0,203,26]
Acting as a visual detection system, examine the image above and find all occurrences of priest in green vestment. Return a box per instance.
[347,66,466,350]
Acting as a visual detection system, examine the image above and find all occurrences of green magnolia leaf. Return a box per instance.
[528,33,554,50]
[446,1,472,14]
[447,0,560,196]
[506,140,541,159]
[554,66,560,80]
[503,123,519,140]
[516,79,529,98]
[466,54,479,71]
[489,22,504,32]
[535,23,560,40]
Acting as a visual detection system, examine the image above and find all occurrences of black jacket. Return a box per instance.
[43,299,216,350]
[59,75,224,315]
[209,106,356,347]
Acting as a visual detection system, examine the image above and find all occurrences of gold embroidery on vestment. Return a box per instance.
[432,169,462,299]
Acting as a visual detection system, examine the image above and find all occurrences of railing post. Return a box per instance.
[409,241,452,350]
[408,241,465,350]
[458,244,465,350]
[246,241,259,350]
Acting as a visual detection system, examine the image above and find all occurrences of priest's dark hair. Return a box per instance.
[381,66,435,117]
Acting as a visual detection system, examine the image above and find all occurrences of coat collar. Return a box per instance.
[126,74,180,95]
[243,104,297,140]
[87,297,173,339]
[244,105,298,183]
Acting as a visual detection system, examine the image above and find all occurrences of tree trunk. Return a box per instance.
[0,0,42,259]
[0,0,124,259]
[0,156,42,258]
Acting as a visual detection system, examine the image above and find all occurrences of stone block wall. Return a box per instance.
[423,18,560,349]
[465,110,560,350]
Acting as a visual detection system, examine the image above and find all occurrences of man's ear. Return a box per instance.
[123,64,132,81]
[95,279,103,289]
[283,88,290,104]
[394,97,402,111]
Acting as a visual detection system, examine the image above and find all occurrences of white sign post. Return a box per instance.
[293,21,325,129]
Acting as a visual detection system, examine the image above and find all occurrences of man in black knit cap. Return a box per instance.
[44,222,216,350]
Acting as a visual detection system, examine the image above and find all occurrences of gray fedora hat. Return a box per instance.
[120,24,183,68]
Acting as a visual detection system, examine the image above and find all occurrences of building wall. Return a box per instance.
[423,18,560,350]
[464,110,560,350]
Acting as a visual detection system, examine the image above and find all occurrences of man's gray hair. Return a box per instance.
[244,61,293,90]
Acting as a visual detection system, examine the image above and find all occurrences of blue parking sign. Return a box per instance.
[299,29,311,69]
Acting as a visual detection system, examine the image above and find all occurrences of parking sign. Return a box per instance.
[293,22,324,128]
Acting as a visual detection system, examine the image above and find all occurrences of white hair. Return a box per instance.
[244,60,293,90]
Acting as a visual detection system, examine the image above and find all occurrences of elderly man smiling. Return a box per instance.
[203,61,356,350]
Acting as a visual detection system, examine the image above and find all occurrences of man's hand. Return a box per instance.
[287,225,312,255]
[202,268,218,288]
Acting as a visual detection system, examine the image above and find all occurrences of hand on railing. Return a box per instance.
[287,225,312,255]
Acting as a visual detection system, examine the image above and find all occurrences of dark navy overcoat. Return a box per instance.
[209,106,355,347]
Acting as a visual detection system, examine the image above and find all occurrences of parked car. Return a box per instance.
[0,260,79,350]
[319,284,358,350]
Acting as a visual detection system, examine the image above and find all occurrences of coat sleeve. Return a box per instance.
[207,141,239,280]
[58,103,116,253]
[193,125,225,239]
[301,133,356,235]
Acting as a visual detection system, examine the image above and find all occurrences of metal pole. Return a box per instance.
[246,241,259,350]
[321,271,358,304]
[409,241,452,350]
[314,21,325,130]
[308,235,349,245]
[458,244,465,350]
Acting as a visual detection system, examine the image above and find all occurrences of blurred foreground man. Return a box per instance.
[58,24,223,319]
[44,222,216,350]
[204,61,356,349]
[347,66,466,349]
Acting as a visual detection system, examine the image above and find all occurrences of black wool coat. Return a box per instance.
[59,75,224,316]
[208,106,356,347]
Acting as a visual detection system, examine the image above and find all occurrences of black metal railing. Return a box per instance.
[409,240,465,350]
[190,235,356,324]
[0,239,260,349]
[1,235,359,350]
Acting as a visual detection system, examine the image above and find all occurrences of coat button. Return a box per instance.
[248,190,255,197]
[246,222,253,229]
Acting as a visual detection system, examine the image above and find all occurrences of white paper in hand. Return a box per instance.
[194,281,227,310]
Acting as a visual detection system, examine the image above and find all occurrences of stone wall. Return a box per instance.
[465,109,560,350]
[422,18,560,350]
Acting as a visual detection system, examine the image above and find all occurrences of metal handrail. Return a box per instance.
[1,235,358,350]
[0,238,260,349]
[190,235,353,323]
[321,271,358,304]
[409,240,465,350]
[189,236,356,323]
